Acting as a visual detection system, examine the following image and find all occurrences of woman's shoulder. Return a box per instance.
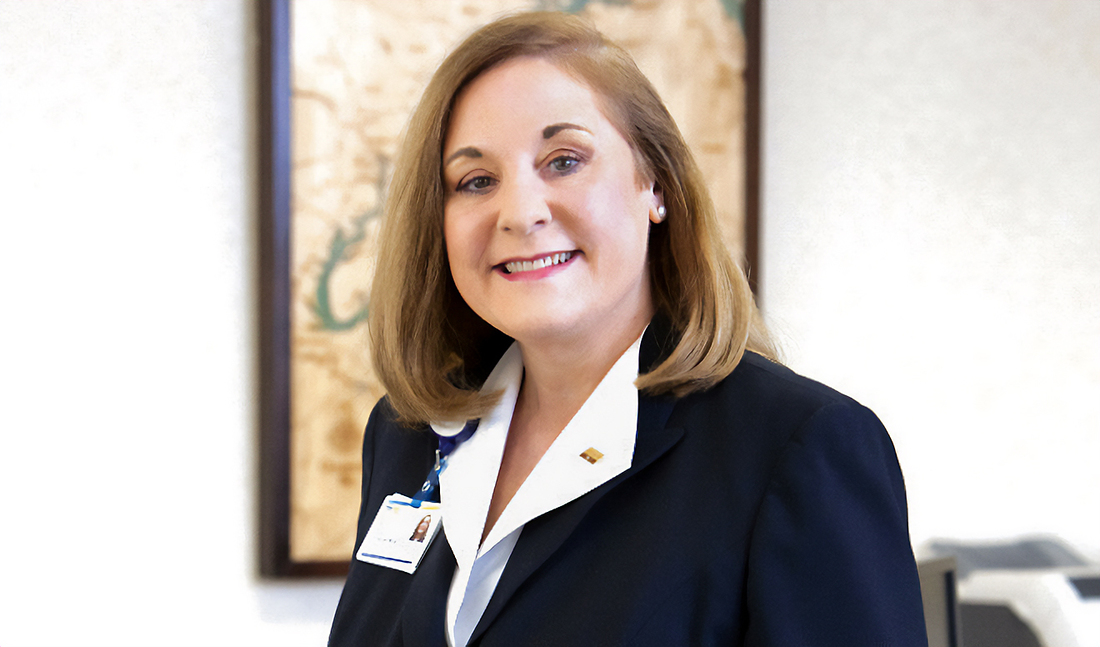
[361,396,436,472]
[722,351,873,416]
[668,351,891,456]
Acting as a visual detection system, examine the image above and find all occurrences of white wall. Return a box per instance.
[761,1,1100,559]
[1,1,1097,645]
[0,2,341,646]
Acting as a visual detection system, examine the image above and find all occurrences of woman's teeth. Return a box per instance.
[504,251,573,274]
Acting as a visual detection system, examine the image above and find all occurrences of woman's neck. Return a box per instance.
[516,303,652,419]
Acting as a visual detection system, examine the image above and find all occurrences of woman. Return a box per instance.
[330,12,927,647]
[410,515,432,543]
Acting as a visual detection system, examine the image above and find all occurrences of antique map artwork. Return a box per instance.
[289,0,749,563]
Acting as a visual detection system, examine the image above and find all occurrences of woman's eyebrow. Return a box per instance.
[445,124,588,166]
[444,146,482,167]
[543,122,590,139]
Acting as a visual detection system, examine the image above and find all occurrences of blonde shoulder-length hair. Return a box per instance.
[370,11,774,425]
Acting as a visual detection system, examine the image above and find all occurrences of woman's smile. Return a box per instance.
[497,251,577,279]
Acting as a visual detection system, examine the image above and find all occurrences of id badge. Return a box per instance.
[356,494,442,574]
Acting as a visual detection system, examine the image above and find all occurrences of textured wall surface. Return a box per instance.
[762,1,1100,558]
[0,2,342,646]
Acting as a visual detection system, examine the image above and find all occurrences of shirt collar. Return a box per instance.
[434,335,643,570]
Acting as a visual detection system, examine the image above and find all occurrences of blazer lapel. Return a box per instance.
[467,392,682,643]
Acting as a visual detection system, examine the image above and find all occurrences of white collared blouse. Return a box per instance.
[431,336,643,647]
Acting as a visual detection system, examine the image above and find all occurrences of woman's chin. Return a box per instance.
[492,318,585,348]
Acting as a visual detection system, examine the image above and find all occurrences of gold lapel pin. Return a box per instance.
[579,447,604,464]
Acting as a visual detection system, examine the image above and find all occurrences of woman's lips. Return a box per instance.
[495,251,577,279]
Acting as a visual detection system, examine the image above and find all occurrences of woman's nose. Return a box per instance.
[497,175,551,234]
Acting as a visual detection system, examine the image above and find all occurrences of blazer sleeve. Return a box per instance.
[743,402,928,646]
[328,399,381,646]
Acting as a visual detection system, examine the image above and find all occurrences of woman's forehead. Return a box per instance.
[443,57,635,157]
[454,59,598,119]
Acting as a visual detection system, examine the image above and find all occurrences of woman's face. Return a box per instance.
[442,56,661,349]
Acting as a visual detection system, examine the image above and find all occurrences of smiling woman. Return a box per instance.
[329,11,928,647]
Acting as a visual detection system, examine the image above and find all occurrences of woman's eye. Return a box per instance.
[457,175,494,193]
[549,156,580,174]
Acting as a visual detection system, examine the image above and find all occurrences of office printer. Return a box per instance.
[925,536,1100,647]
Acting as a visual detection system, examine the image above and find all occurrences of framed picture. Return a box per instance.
[259,0,762,577]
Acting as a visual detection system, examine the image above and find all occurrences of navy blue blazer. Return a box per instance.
[329,326,928,646]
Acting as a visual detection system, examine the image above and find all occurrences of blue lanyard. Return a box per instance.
[410,419,477,508]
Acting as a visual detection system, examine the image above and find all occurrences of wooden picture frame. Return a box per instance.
[259,0,762,577]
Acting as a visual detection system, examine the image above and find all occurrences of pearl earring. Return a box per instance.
[655,205,667,221]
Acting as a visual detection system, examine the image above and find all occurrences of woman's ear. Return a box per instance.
[649,186,666,224]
